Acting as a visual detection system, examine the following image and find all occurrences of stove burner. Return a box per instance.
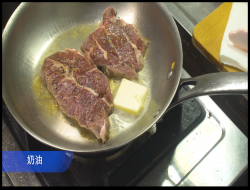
[2,82,205,186]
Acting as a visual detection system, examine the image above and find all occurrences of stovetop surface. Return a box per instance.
[2,84,204,186]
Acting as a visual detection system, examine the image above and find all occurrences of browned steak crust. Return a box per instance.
[82,7,151,80]
[40,48,113,143]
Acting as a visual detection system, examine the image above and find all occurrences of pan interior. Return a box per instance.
[2,3,182,152]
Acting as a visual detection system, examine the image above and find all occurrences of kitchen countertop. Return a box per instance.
[137,3,248,186]
[163,2,223,35]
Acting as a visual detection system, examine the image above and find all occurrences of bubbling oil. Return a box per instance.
[32,75,60,118]
[32,23,152,141]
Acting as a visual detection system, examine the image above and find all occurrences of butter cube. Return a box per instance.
[114,79,148,115]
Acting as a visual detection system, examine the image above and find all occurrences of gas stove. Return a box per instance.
[1,77,207,186]
[2,3,248,186]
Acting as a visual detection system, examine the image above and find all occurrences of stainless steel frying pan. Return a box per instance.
[2,2,248,153]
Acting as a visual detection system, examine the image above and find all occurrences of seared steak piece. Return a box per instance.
[40,48,113,143]
[82,7,151,80]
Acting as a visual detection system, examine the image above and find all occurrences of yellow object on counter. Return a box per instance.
[192,2,243,72]
[114,79,148,115]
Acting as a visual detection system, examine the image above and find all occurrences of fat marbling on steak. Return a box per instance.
[82,6,151,80]
[40,48,113,143]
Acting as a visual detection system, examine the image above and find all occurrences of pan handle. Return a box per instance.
[166,72,248,112]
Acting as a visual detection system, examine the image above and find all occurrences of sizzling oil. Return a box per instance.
[32,75,60,118]
[32,23,152,141]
